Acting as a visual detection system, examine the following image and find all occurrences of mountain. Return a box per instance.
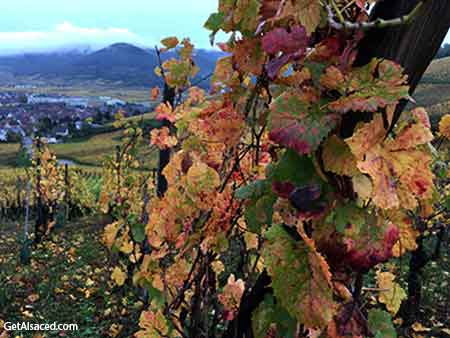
[0,43,225,88]
[435,43,450,59]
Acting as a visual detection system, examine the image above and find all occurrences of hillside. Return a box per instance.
[411,56,450,122]
[421,56,450,84]
[0,43,224,88]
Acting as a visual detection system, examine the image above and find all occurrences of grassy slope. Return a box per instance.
[0,143,21,168]
[49,131,124,167]
[421,56,450,84]
[0,113,159,169]
[414,56,450,118]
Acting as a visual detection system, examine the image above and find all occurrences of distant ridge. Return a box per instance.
[0,43,225,88]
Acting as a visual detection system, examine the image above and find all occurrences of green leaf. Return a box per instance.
[252,294,297,338]
[204,12,225,32]
[245,193,277,233]
[262,225,335,329]
[131,222,146,242]
[368,309,397,338]
[143,281,165,308]
[269,150,320,185]
[235,179,272,200]
[327,202,367,234]
[304,61,327,88]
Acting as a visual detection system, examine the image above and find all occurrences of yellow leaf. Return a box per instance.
[111,267,127,286]
[346,113,434,210]
[412,322,431,332]
[211,260,225,275]
[161,36,179,49]
[103,222,120,249]
[120,240,134,255]
[297,0,323,34]
[109,323,123,338]
[439,114,450,139]
[352,174,373,203]
[376,271,406,315]
[322,135,359,177]
[390,211,419,257]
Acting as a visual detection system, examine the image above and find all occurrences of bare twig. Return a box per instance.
[326,0,426,31]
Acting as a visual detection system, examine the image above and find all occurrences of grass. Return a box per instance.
[0,143,21,168]
[0,216,142,338]
[50,131,158,168]
[0,115,160,169]
[0,81,152,104]
[49,131,124,167]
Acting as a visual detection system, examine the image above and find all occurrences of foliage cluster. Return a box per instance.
[99,1,450,337]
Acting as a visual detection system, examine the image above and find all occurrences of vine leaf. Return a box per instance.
[320,202,400,272]
[263,224,336,329]
[295,0,323,34]
[135,309,170,338]
[323,59,410,114]
[390,211,419,257]
[218,274,246,321]
[235,179,277,233]
[439,113,450,139]
[322,135,359,177]
[150,127,178,150]
[376,271,407,315]
[259,0,324,34]
[111,267,127,286]
[269,89,339,155]
[252,294,298,338]
[261,25,308,55]
[160,36,179,49]
[262,25,309,79]
[368,309,397,338]
[346,113,434,210]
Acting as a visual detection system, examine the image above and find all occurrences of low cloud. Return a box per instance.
[445,31,450,45]
[0,22,154,55]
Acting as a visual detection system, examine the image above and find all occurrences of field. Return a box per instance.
[0,143,21,168]
[0,112,159,169]
[0,133,158,169]
[49,131,124,167]
[0,80,152,104]
[50,131,158,168]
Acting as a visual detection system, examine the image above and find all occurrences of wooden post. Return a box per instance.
[20,179,32,265]
[64,163,70,222]
[34,138,44,243]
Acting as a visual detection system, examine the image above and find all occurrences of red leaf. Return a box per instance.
[344,224,400,272]
[262,25,309,55]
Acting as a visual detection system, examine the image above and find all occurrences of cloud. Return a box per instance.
[445,31,450,45]
[0,22,155,54]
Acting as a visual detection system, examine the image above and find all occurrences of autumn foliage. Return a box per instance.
[99,1,450,337]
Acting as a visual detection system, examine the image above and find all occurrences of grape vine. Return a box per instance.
[98,1,450,337]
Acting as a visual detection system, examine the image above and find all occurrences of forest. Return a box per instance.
[1,0,450,337]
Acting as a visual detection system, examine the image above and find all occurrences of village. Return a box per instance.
[0,91,152,143]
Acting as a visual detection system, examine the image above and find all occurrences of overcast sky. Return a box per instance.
[0,0,221,54]
[0,1,448,55]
